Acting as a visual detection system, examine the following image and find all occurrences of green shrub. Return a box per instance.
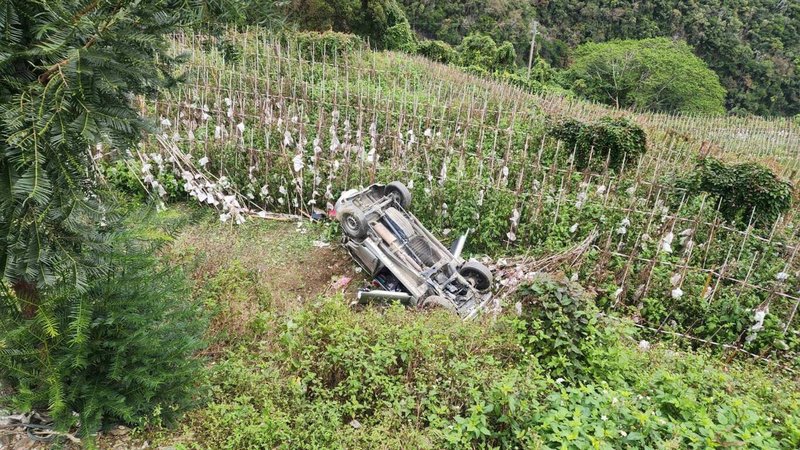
[680,157,793,228]
[456,33,499,71]
[0,235,207,439]
[495,71,575,97]
[384,20,417,52]
[512,275,609,379]
[462,64,490,77]
[417,39,456,63]
[529,58,557,84]
[100,159,184,201]
[495,71,546,93]
[283,0,408,48]
[455,35,517,72]
[549,116,648,171]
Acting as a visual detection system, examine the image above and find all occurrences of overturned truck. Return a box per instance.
[335,181,493,319]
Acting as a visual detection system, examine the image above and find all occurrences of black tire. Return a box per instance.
[385,181,412,209]
[338,205,368,240]
[421,295,457,313]
[459,260,493,292]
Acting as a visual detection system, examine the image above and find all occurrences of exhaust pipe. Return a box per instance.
[450,232,468,260]
[357,290,412,304]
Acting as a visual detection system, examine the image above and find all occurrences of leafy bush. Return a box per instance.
[456,33,500,71]
[384,20,417,52]
[284,0,408,48]
[549,116,648,171]
[491,62,575,99]
[189,0,286,31]
[462,64,490,77]
[452,34,520,72]
[512,275,609,379]
[528,58,558,84]
[680,157,794,228]
[495,70,569,96]
[565,38,726,115]
[417,39,456,63]
[0,234,207,439]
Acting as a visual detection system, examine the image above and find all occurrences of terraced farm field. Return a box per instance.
[133,30,800,367]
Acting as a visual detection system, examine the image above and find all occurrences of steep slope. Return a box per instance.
[138,30,799,365]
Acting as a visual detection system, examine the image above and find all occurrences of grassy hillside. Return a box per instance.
[135,30,799,367]
[3,3,798,447]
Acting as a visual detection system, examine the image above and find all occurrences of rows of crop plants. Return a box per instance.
[535,95,800,180]
[124,30,799,369]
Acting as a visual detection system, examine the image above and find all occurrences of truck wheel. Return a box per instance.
[338,205,368,240]
[421,295,457,313]
[459,260,493,292]
[385,181,412,209]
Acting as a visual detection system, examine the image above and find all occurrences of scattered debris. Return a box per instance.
[109,426,130,437]
[0,411,81,445]
[487,230,599,302]
[329,276,353,292]
[746,304,770,344]
[157,136,303,223]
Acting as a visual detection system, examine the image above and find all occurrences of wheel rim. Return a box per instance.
[345,215,358,233]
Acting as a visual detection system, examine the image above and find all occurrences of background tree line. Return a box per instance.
[397,0,800,117]
[186,0,800,117]
[235,0,732,116]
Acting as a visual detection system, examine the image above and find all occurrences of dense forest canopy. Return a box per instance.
[398,0,800,116]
